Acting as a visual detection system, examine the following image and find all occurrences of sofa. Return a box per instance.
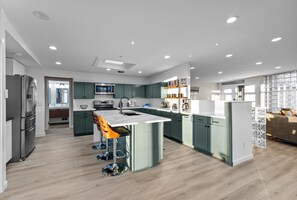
[266,113,297,144]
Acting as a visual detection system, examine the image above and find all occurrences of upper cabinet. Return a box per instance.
[114,84,134,99]
[74,82,94,99]
[133,85,146,98]
[145,82,162,98]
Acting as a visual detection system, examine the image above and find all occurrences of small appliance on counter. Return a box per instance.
[182,99,190,111]
[143,103,151,108]
[172,103,178,110]
[161,101,170,108]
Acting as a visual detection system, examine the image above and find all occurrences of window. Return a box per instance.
[244,85,256,107]
[263,71,297,112]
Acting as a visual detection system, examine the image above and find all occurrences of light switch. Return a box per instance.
[5,89,8,98]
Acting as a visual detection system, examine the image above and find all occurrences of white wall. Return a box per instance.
[190,82,219,100]
[6,58,25,75]
[148,62,190,83]
[0,8,7,194]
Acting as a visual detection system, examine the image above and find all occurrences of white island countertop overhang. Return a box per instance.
[94,110,171,127]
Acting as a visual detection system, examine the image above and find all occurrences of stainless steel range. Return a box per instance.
[93,100,116,110]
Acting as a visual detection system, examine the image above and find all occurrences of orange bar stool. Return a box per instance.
[99,116,130,176]
[96,115,113,161]
[91,112,106,150]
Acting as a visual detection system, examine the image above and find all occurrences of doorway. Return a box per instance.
[44,77,73,131]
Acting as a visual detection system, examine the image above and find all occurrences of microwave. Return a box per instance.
[95,83,115,94]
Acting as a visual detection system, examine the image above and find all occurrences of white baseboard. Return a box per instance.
[35,132,46,137]
[233,154,254,166]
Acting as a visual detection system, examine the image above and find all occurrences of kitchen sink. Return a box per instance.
[122,112,140,116]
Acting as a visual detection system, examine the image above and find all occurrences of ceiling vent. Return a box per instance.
[117,70,125,73]
[91,56,136,71]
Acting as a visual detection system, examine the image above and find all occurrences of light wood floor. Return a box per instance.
[1,128,297,200]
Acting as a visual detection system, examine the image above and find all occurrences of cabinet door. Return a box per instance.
[84,83,95,99]
[74,113,86,136]
[124,84,133,98]
[85,112,94,134]
[74,82,85,99]
[114,84,124,98]
[171,118,182,142]
[133,85,145,98]
[145,84,153,98]
[182,115,193,146]
[210,124,229,162]
[152,82,161,98]
[193,122,209,152]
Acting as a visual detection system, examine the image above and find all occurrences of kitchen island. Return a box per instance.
[95,110,171,172]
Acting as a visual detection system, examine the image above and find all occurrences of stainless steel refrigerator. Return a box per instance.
[6,75,37,162]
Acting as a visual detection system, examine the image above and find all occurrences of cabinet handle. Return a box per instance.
[213,121,219,123]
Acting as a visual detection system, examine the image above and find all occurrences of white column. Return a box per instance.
[0,8,7,193]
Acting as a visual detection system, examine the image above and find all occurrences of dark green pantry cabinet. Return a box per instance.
[74,82,94,99]
[73,111,93,136]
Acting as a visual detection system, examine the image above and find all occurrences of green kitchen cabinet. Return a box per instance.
[170,113,182,142]
[124,84,133,98]
[152,82,161,98]
[133,85,145,98]
[114,84,124,98]
[74,82,94,99]
[73,111,93,136]
[145,84,153,98]
[114,84,134,98]
[193,115,211,153]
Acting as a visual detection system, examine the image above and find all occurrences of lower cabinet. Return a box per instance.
[193,116,210,153]
[73,111,93,136]
[193,115,231,164]
[170,113,182,141]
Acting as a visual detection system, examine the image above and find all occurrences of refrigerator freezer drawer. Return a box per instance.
[21,115,36,130]
[21,125,36,159]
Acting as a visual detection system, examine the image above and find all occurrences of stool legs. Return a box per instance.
[92,132,106,150]
[102,138,128,176]
[96,139,113,160]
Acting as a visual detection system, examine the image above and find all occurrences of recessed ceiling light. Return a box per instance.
[190,67,195,70]
[33,10,50,20]
[189,55,192,58]
[226,54,233,58]
[215,43,219,46]
[220,79,224,82]
[226,16,238,24]
[104,59,124,65]
[256,62,262,65]
[271,37,282,42]
[48,45,57,50]
[55,61,61,65]
[195,77,199,79]
[131,41,135,45]
[106,68,111,71]
[138,71,142,74]
[218,71,223,74]
[275,66,282,69]
[164,55,170,59]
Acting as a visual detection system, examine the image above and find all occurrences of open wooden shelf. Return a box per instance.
[165,97,187,99]
[164,85,188,89]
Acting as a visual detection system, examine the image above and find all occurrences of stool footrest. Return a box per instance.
[92,142,106,150]
[115,150,126,158]
[102,163,128,176]
[96,151,113,160]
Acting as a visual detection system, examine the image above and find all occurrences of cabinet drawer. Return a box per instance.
[211,117,226,126]
[193,115,210,124]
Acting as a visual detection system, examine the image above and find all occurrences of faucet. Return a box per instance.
[119,96,131,114]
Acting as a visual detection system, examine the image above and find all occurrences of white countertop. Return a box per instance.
[95,110,171,127]
[73,108,96,111]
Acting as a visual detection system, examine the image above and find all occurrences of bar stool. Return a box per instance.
[91,112,106,150]
[98,116,130,176]
[95,114,113,161]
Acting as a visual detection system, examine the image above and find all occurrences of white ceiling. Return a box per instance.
[1,0,296,83]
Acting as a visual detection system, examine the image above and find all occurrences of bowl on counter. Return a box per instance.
[80,105,88,109]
